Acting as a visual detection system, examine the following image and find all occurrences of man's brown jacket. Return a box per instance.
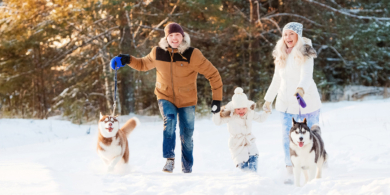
[128,32,223,108]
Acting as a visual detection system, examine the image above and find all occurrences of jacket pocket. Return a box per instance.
[178,83,196,106]
[155,82,169,97]
[176,61,192,77]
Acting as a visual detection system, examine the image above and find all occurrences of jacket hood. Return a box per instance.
[220,100,256,118]
[158,32,191,54]
[301,37,317,58]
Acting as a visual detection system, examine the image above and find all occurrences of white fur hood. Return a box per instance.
[158,32,191,54]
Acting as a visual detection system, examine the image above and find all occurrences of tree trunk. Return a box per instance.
[100,54,113,112]
[384,82,389,99]
[248,0,254,99]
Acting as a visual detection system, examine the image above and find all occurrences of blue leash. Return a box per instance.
[112,67,117,116]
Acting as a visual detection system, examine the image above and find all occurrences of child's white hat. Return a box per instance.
[232,87,248,109]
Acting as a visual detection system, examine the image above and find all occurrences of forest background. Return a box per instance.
[0,0,389,123]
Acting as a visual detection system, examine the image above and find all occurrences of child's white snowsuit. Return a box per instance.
[213,100,270,166]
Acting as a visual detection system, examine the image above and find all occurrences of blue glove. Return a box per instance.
[110,54,130,70]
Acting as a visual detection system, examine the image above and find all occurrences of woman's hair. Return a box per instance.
[272,35,305,68]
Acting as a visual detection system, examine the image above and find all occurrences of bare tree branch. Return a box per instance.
[265,13,323,26]
[343,9,385,14]
[256,33,270,43]
[133,21,142,39]
[89,92,111,101]
[125,10,144,56]
[303,0,390,21]
[4,26,120,80]
[234,5,250,22]
[260,18,282,35]
[136,25,164,32]
[254,1,264,30]
[131,12,184,17]
[119,27,126,48]
[93,16,115,24]
[137,0,181,48]
[232,24,251,37]
[317,45,350,65]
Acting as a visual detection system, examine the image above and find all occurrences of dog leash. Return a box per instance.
[296,93,307,122]
[109,55,126,117]
[111,66,117,116]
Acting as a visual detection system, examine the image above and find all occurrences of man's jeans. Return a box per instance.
[158,99,195,172]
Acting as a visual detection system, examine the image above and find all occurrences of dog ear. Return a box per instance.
[100,112,103,119]
[292,118,297,125]
[303,118,307,124]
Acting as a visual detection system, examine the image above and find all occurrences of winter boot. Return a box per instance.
[182,169,192,173]
[162,158,175,173]
[284,165,294,184]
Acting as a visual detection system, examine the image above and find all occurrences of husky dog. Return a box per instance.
[97,113,139,171]
[289,118,327,187]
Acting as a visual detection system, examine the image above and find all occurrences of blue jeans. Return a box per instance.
[238,155,258,172]
[158,99,195,172]
[281,109,320,166]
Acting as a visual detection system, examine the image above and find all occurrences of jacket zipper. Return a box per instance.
[170,51,176,104]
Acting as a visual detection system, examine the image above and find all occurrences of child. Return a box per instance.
[213,87,270,172]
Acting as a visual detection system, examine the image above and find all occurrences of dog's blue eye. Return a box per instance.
[295,131,299,134]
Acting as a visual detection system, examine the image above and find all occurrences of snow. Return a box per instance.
[1,99,390,194]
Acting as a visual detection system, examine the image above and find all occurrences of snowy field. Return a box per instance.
[1,98,390,195]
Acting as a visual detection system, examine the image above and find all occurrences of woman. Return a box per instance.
[112,23,223,173]
[262,22,321,183]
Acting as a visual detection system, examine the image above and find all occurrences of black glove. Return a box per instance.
[118,54,131,65]
[211,100,221,114]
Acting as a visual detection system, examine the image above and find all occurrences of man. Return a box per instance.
[112,22,223,173]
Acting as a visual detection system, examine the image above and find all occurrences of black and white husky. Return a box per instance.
[289,118,327,187]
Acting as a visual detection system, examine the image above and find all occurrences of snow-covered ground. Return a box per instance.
[1,99,390,195]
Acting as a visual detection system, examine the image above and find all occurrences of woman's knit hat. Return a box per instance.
[283,22,303,37]
[232,87,249,109]
[164,23,185,37]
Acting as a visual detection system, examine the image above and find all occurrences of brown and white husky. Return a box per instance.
[97,113,139,171]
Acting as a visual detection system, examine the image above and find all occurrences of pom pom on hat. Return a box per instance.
[232,87,249,109]
[234,87,243,94]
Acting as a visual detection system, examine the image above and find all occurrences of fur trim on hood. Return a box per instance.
[220,100,256,118]
[158,32,191,54]
[301,37,317,58]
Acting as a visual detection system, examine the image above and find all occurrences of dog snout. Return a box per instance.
[299,137,303,141]
[109,123,113,126]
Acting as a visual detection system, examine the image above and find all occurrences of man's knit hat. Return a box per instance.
[283,22,303,37]
[232,87,249,109]
[164,23,184,37]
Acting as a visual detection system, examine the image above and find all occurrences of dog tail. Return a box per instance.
[120,117,140,136]
[311,124,321,135]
